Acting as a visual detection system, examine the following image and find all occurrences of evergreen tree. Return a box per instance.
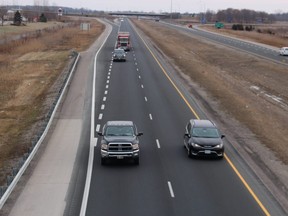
[39,13,47,22]
[14,10,22,26]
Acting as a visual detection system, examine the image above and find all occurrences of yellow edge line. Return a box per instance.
[135,27,270,216]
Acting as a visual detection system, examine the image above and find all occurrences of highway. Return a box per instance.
[2,18,285,216]
[84,19,284,216]
[161,22,288,65]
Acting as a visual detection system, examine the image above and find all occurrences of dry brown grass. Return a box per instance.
[0,18,104,185]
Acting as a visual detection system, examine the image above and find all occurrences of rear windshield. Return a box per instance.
[192,127,220,138]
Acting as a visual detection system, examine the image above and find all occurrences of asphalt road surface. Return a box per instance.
[85,18,285,216]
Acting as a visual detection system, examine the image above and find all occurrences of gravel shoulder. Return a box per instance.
[132,19,288,213]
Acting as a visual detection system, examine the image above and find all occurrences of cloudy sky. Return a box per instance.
[8,0,288,14]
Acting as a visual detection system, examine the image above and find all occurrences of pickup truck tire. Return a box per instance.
[134,157,139,165]
[101,157,106,165]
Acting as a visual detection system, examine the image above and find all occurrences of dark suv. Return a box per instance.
[184,119,225,159]
[97,121,143,165]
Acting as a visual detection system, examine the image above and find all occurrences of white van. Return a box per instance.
[279,47,288,56]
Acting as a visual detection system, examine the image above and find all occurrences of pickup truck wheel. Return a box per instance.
[101,158,106,165]
[134,157,139,165]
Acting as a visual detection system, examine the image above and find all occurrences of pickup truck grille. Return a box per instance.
[108,143,133,152]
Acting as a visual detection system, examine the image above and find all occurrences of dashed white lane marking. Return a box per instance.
[108,72,111,75]
[144,97,148,102]
[149,114,153,120]
[98,113,103,120]
[141,85,144,88]
[139,75,141,79]
[107,76,110,79]
[106,80,110,84]
[103,97,107,102]
[96,124,101,132]
[136,68,139,71]
[134,58,137,61]
[106,85,109,89]
[101,104,105,110]
[156,139,160,148]
[135,62,138,65]
[168,181,175,198]
[104,90,108,95]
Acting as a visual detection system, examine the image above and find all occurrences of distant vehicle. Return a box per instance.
[187,24,193,28]
[155,17,160,22]
[279,47,288,56]
[117,32,131,51]
[97,121,143,165]
[113,48,126,62]
[184,119,225,159]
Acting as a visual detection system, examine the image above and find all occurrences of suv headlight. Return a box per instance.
[191,143,200,148]
[101,144,108,150]
[215,143,223,148]
[132,144,139,150]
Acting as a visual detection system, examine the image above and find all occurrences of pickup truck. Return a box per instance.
[97,121,143,165]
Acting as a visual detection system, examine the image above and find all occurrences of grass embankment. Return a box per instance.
[0,18,104,185]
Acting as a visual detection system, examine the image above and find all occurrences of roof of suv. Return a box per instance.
[106,121,134,126]
[190,119,216,128]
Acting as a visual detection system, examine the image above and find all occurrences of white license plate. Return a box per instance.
[205,150,211,154]
[117,156,124,159]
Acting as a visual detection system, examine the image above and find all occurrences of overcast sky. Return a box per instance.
[8,0,288,14]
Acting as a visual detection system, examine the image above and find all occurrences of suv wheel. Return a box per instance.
[187,147,192,158]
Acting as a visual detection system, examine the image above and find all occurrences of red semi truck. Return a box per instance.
[117,32,130,51]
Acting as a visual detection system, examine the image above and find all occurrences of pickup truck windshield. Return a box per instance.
[105,126,134,136]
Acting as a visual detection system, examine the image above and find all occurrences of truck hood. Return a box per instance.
[104,136,137,143]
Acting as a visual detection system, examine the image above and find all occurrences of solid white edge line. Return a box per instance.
[156,139,160,149]
[79,19,112,216]
[168,181,175,198]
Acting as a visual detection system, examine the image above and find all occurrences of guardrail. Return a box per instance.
[0,52,80,209]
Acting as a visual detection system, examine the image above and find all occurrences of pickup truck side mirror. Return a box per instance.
[137,132,143,136]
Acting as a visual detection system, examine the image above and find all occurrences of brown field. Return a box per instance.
[132,19,288,166]
[0,17,104,185]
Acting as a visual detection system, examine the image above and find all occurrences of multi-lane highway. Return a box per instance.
[161,21,288,65]
[83,19,285,215]
[2,18,286,216]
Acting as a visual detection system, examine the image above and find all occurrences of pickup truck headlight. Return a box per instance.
[101,144,108,150]
[132,144,139,150]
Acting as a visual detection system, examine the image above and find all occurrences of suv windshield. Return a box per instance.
[192,127,220,138]
[105,126,134,136]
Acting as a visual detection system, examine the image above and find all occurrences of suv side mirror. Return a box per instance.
[97,132,103,136]
[221,135,225,139]
[137,132,143,136]
[184,133,190,138]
